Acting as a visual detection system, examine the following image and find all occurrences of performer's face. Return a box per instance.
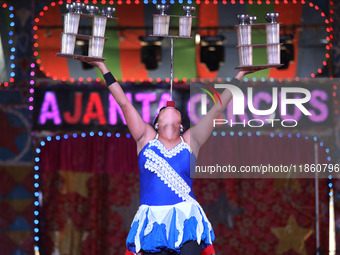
[157,107,182,127]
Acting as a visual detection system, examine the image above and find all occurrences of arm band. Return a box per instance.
[103,72,117,86]
[230,77,242,86]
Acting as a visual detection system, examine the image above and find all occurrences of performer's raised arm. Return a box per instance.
[185,69,259,158]
[77,59,156,154]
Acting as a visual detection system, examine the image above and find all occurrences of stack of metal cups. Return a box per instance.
[153,5,170,36]
[265,12,280,65]
[179,6,195,37]
[61,3,82,54]
[89,6,115,58]
[236,14,253,66]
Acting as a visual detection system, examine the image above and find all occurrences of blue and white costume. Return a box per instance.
[126,134,215,254]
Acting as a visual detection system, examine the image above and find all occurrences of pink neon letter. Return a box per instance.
[108,93,132,125]
[308,90,328,122]
[39,92,62,125]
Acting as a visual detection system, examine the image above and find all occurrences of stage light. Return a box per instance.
[139,36,163,70]
[200,35,225,71]
[277,34,294,70]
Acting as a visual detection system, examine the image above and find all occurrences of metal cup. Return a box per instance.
[156,4,169,15]
[179,16,192,37]
[266,44,280,64]
[265,12,279,23]
[237,25,251,45]
[153,15,170,35]
[92,15,107,37]
[238,46,253,66]
[66,3,75,12]
[89,37,105,57]
[183,6,195,16]
[86,5,99,15]
[63,12,80,34]
[61,34,76,54]
[236,14,249,25]
[102,6,115,18]
[266,23,280,44]
[249,16,257,24]
[73,2,85,14]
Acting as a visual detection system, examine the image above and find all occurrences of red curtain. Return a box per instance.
[38,134,329,254]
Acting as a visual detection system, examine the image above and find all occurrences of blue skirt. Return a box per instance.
[126,201,215,254]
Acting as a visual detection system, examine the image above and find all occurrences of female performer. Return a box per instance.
[77,58,256,255]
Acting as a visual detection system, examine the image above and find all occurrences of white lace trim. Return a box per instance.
[149,138,191,158]
[143,148,197,205]
[132,202,213,252]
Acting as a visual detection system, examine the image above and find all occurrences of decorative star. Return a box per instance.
[202,191,243,229]
[50,219,88,255]
[273,178,301,192]
[59,171,93,198]
[0,110,26,155]
[271,215,313,255]
[111,193,140,232]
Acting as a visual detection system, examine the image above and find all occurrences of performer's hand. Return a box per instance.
[73,56,108,74]
[73,56,104,68]
[234,66,266,80]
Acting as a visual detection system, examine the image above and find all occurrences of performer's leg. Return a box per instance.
[179,241,202,255]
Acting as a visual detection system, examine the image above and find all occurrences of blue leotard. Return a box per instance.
[126,135,215,254]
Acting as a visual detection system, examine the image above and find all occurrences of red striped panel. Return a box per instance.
[196,4,219,79]
[116,4,148,81]
[37,5,70,79]
[269,2,302,78]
